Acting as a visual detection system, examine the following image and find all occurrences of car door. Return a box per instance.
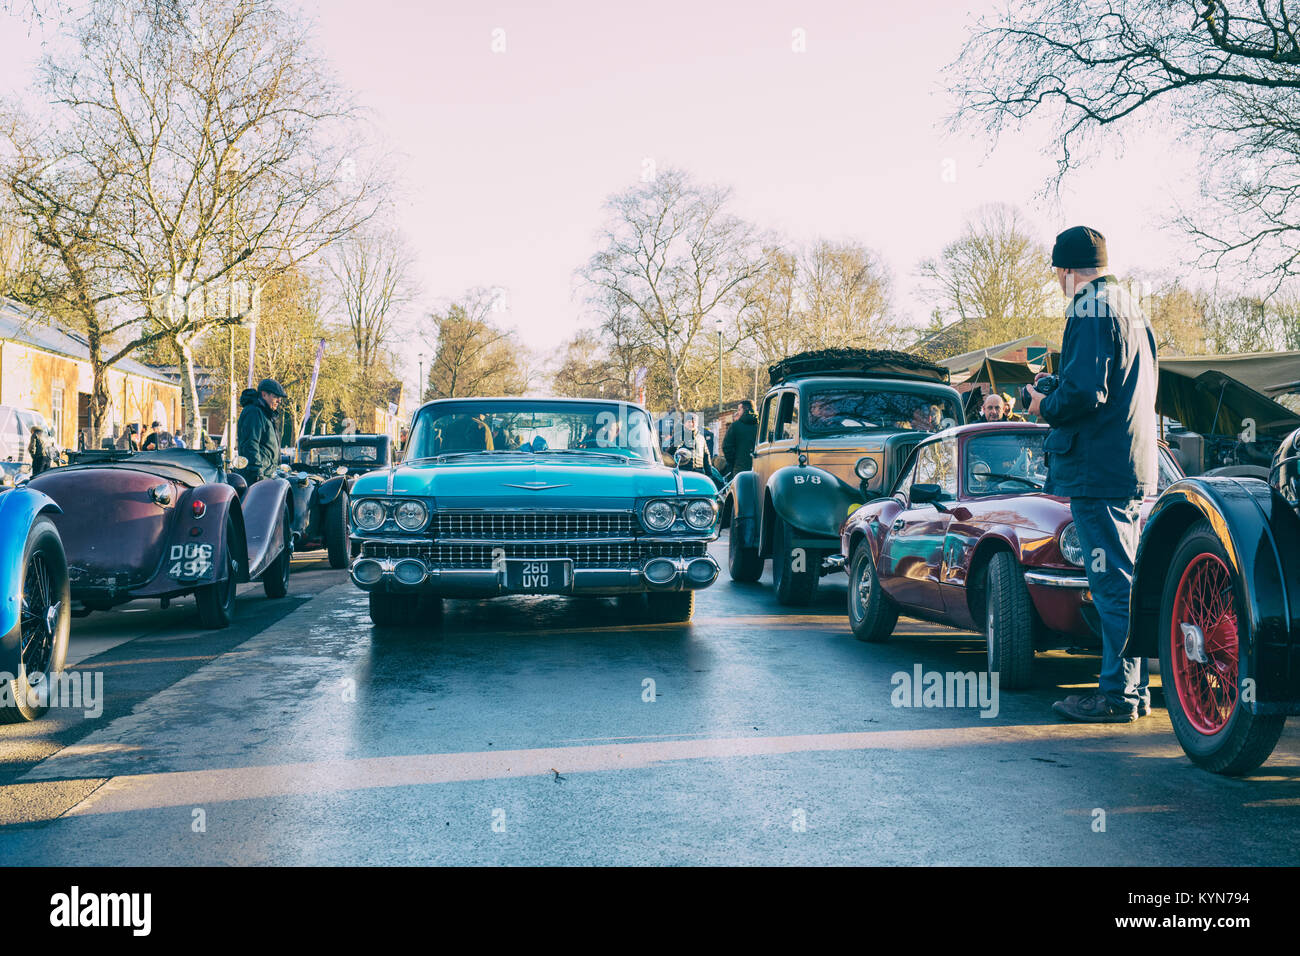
[877,437,957,610]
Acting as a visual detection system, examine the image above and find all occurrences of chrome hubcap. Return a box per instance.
[1180,621,1208,664]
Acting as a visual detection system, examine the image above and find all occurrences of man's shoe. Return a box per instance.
[1052,693,1138,723]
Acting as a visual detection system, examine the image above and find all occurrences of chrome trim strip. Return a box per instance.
[1024,571,1090,589]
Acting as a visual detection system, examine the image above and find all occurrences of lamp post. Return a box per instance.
[714,317,724,438]
[417,353,425,406]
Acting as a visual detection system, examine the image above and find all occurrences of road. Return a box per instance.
[2,536,1298,865]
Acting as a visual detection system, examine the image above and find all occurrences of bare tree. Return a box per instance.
[799,239,898,349]
[2,0,385,444]
[425,289,529,399]
[918,204,1061,353]
[580,168,764,407]
[951,0,1300,290]
[329,227,416,369]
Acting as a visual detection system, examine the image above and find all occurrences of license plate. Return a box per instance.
[504,559,571,593]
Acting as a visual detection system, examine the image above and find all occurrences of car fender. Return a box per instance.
[769,463,861,541]
[729,470,761,551]
[316,474,348,508]
[0,487,61,664]
[139,484,241,595]
[1126,476,1300,712]
[242,477,292,580]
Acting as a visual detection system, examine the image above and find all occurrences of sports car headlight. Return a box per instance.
[642,499,676,531]
[394,500,428,531]
[683,498,718,530]
[353,499,386,531]
[1059,522,1085,567]
[855,456,878,480]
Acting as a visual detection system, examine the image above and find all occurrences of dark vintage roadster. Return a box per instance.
[285,434,391,569]
[1126,425,1300,775]
[26,448,294,629]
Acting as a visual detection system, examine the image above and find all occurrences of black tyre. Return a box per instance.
[262,504,292,599]
[772,515,819,606]
[369,591,443,628]
[0,516,71,723]
[1159,520,1285,775]
[195,517,238,629]
[727,517,763,582]
[325,491,349,570]
[847,540,897,643]
[646,590,694,624]
[985,550,1035,690]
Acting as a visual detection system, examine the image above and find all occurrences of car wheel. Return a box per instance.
[325,491,349,570]
[772,514,819,606]
[646,591,694,624]
[727,517,763,583]
[0,516,70,724]
[196,518,238,629]
[985,550,1035,690]
[369,591,443,628]
[1159,520,1285,775]
[848,540,897,643]
[263,504,292,599]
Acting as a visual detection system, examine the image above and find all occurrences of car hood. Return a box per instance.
[351,457,716,505]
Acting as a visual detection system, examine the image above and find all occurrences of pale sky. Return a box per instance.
[1,0,1205,371]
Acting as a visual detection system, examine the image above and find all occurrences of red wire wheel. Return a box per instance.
[1169,552,1239,736]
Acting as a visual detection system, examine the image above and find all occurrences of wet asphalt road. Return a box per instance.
[1,536,1299,865]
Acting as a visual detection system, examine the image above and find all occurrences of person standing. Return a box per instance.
[721,400,758,476]
[1025,226,1158,723]
[237,378,287,484]
[27,425,49,475]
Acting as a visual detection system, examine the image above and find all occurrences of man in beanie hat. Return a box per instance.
[1025,226,1158,722]
[237,377,287,484]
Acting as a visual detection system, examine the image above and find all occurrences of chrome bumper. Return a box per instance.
[1024,571,1090,589]
[349,553,720,597]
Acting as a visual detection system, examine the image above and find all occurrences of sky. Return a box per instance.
[0,0,1206,374]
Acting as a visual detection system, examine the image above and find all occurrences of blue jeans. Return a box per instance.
[1070,496,1150,712]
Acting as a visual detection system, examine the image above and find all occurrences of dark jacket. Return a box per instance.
[1040,275,1158,499]
[722,411,758,475]
[236,388,281,484]
[27,431,48,474]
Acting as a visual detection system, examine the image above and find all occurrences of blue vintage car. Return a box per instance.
[0,482,71,722]
[348,397,721,625]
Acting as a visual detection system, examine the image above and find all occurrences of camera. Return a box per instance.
[1020,374,1059,412]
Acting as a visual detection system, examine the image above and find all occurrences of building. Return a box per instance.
[0,298,182,451]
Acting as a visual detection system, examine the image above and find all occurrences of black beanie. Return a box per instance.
[1051,226,1108,269]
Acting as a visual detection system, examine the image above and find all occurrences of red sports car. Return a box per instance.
[839,422,1182,688]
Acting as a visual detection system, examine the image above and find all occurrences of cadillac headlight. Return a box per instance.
[394,500,428,531]
[683,498,718,530]
[1059,522,1085,567]
[642,499,676,532]
[353,499,386,532]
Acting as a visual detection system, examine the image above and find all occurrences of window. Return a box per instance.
[775,391,799,443]
[965,432,1047,497]
[51,387,64,444]
[908,439,957,502]
[760,393,780,445]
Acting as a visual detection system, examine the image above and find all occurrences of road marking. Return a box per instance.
[64,720,1173,817]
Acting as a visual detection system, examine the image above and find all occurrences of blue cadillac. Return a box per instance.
[347,397,721,626]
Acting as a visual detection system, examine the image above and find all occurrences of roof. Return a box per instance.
[936,335,1058,374]
[0,298,178,386]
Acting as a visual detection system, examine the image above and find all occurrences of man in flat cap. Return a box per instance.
[237,377,288,485]
[1025,227,1158,722]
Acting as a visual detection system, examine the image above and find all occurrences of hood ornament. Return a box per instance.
[502,481,570,491]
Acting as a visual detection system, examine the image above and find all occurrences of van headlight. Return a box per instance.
[855,457,878,480]
[1059,522,1085,566]
[353,499,386,531]
[394,500,428,531]
[642,499,676,531]
[683,498,717,530]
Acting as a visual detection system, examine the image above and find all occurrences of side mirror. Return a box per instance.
[674,447,692,469]
[910,483,949,512]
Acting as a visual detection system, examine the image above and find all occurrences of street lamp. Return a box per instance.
[714,317,725,438]
[417,353,425,406]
